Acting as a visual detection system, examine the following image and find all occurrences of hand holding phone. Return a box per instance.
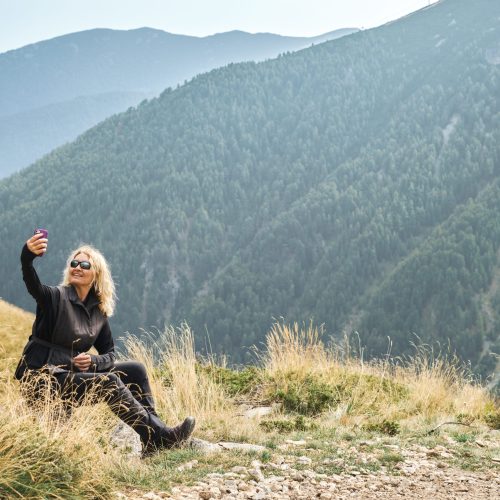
[27,228,49,256]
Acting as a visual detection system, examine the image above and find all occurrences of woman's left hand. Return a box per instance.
[73,352,92,371]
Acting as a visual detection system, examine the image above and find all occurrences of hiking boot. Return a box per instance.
[141,416,196,458]
[157,416,196,448]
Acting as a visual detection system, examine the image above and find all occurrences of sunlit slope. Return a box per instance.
[0,0,499,370]
[0,299,33,373]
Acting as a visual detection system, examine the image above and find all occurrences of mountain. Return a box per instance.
[1,0,499,378]
[0,27,357,178]
[0,91,149,178]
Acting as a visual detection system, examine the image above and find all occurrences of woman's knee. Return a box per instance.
[113,361,148,383]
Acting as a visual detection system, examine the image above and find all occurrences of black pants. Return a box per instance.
[56,361,157,415]
[23,361,163,444]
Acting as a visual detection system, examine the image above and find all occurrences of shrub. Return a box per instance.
[197,364,262,396]
[482,402,500,430]
[260,415,318,433]
[272,374,339,416]
[364,419,401,436]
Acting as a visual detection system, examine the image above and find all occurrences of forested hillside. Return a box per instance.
[0,27,355,177]
[1,0,499,381]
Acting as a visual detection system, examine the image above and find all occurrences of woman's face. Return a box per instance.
[68,252,95,288]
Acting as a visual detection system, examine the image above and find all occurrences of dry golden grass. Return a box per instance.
[123,325,266,443]
[0,299,34,376]
[0,298,496,498]
[0,369,117,498]
[259,322,493,430]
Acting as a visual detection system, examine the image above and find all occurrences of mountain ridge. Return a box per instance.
[0,26,358,177]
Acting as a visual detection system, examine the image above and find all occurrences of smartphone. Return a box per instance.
[34,228,48,256]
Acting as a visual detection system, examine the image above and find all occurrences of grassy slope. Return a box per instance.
[0,299,32,375]
[0,300,498,498]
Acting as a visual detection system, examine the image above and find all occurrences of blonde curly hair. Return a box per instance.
[61,244,116,317]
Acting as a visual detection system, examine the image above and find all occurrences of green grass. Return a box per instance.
[110,449,268,493]
[0,417,111,499]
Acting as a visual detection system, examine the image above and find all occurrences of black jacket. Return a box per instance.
[15,244,116,379]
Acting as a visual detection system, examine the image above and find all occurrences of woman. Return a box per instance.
[15,231,195,456]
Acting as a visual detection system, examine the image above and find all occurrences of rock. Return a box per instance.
[177,459,198,472]
[189,438,223,454]
[243,406,274,418]
[209,486,221,498]
[358,440,374,447]
[109,422,142,457]
[248,468,265,482]
[218,442,266,453]
[285,439,307,446]
[290,471,304,482]
[232,466,248,474]
[297,456,312,465]
[238,481,250,491]
[142,493,163,500]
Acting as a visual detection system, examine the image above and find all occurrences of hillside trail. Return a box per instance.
[115,440,500,500]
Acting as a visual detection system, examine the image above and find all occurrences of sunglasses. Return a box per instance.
[70,259,92,270]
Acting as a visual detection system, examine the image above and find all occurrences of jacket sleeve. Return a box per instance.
[90,320,116,371]
[21,243,58,308]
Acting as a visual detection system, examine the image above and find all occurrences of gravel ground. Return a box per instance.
[115,440,500,500]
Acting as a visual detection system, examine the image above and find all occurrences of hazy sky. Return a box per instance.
[0,0,439,54]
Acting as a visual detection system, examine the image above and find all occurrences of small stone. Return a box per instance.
[358,440,373,447]
[209,486,221,498]
[142,493,162,500]
[238,481,250,491]
[243,406,273,418]
[385,445,400,450]
[219,442,266,453]
[177,459,199,472]
[285,439,307,446]
[251,491,268,500]
[206,473,223,479]
[232,466,248,474]
[223,479,238,490]
[319,493,332,500]
[189,438,223,454]
[290,471,304,482]
[297,455,312,465]
[248,469,264,482]
[269,482,282,492]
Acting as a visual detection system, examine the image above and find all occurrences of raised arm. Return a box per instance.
[21,233,57,307]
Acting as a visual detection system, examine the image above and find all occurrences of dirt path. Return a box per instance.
[116,442,500,499]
